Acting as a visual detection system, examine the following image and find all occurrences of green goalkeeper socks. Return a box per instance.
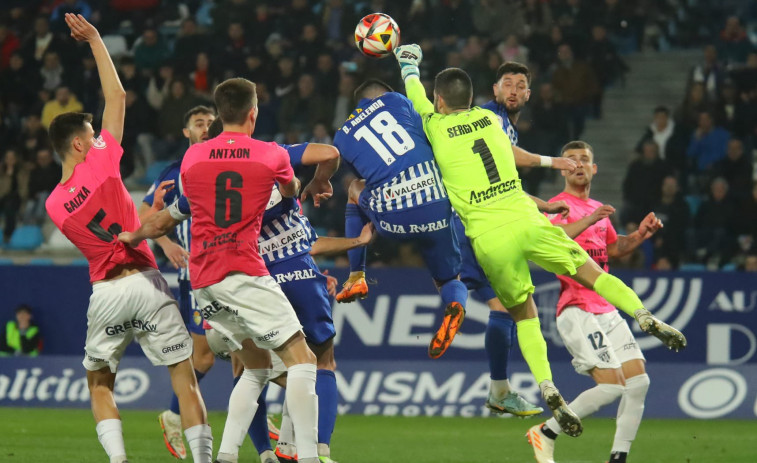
[516,317,552,384]
[593,272,644,317]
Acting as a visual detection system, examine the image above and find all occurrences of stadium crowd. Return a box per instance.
[0,0,754,270]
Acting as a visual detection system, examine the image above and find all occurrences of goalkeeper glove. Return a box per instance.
[394,44,423,80]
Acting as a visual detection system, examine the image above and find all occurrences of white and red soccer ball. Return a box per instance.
[354,13,400,58]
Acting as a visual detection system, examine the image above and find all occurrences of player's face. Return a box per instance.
[562,148,596,186]
[73,122,96,160]
[183,113,216,145]
[493,73,530,113]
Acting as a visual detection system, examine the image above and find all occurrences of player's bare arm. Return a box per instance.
[279,176,301,198]
[310,223,375,256]
[530,195,570,217]
[118,209,183,249]
[300,144,341,207]
[513,145,577,172]
[608,212,663,257]
[136,181,189,269]
[65,14,125,143]
[557,204,616,239]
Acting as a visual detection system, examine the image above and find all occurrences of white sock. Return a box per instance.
[612,373,650,453]
[545,383,624,435]
[490,379,511,400]
[218,368,270,458]
[184,423,213,463]
[276,399,297,456]
[285,363,318,459]
[96,419,127,463]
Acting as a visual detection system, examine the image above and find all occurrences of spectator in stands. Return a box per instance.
[50,0,92,33]
[23,148,60,225]
[718,16,753,65]
[253,82,279,141]
[122,88,154,178]
[551,43,599,139]
[689,45,725,102]
[77,55,99,112]
[0,148,29,242]
[713,139,753,201]
[522,0,554,37]
[156,79,207,159]
[635,106,688,176]
[0,305,42,357]
[211,0,255,37]
[118,56,147,94]
[217,22,254,76]
[586,24,627,118]
[529,82,569,159]
[18,114,50,160]
[497,34,529,65]
[690,177,737,266]
[729,52,757,94]
[320,0,356,45]
[297,23,322,72]
[314,52,339,98]
[473,0,519,42]
[133,28,170,73]
[623,140,669,224]
[189,52,217,99]
[240,55,267,84]
[21,16,61,64]
[41,86,83,128]
[715,80,756,137]
[1,52,40,114]
[273,55,298,99]
[675,82,716,133]
[686,111,730,188]
[172,18,208,75]
[0,23,21,70]
[0,104,11,149]
[279,73,332,135]
[332,73,356,129]
[743,253,757,272]
[733,182,757,252]
[653,176,690,267]
[434,0,475,45]
[39,50,69,92]
[146,64,174,110]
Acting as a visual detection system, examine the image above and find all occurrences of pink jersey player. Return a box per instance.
[548,191,618,316]
[46,129,157,281]
[179,131,294,289]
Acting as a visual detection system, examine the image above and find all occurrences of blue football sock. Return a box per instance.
[316,369,338,445]
[486,311,515,380]
[439,279,468,308]
[169,369,206,414]
[247,383,272,453]
[345,204,369,272]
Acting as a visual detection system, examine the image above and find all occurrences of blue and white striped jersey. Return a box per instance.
[258,143,318,265]
[333,92,448,213]
[144,160,191,281]
[481,100,518,146]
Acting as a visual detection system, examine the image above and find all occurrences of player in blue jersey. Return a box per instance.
[333,79,470,360]
[138,105,216,460]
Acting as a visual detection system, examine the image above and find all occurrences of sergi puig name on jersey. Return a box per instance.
[63,186,91,213]
[208,148,250,159]
[341,100,385,134]
[447,116,492,138]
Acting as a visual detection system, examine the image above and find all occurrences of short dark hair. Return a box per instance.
[208,118,223,139]
[183,105,215,127]
[560,140,594,157]
[213,78,257,125]
[434,68,473,110]
[495,61,531,86]
[15,304,32,315]
[653,105,670,115]
[48,112,93,158]
[354,79,393,100]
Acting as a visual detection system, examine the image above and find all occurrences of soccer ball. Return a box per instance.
[354,13,400,58]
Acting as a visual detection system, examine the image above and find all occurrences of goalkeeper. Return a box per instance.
[393,45,687,437]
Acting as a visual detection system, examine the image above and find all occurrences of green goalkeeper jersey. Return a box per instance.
[405,77,538,239]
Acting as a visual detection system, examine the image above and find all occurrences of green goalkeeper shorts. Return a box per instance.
[471,212,589,308]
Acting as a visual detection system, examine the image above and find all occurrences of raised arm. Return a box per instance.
[607,212,663,257]
[555,204,615,239]
[300,143,341,207]
[65,14,125,143]
[118,208,183,249]
[513,145,577,172]
[394,44,434,116]
[310,223,374,256]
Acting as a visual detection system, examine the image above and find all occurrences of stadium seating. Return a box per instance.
[6,225,44,251]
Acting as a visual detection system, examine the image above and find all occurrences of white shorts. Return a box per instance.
[205,328,288,380]
[83,269,192,373]
[193,273,302,351]
[556,307,645,375]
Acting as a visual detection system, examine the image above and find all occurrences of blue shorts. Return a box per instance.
[268,254,335,346]
[179,279,206,336]
[359,196,462,282]
[451,212,497,301]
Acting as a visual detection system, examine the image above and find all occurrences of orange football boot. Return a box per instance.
[335,271,368,303]
[428,302,465,358]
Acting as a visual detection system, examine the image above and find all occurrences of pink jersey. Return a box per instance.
[46,129,157,282]
[548,191,618,316]
[180,131,294,289]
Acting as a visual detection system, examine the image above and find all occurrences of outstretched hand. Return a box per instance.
[552,157,578,172]
[152,180,175,211]
[638,212,663,239]
[65,13,100,43]
[301,178,333,207]
[394,44,423,79]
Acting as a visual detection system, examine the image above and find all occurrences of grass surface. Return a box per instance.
[0,407,752,462]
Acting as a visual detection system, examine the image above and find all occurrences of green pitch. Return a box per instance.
[0,408,752,462]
